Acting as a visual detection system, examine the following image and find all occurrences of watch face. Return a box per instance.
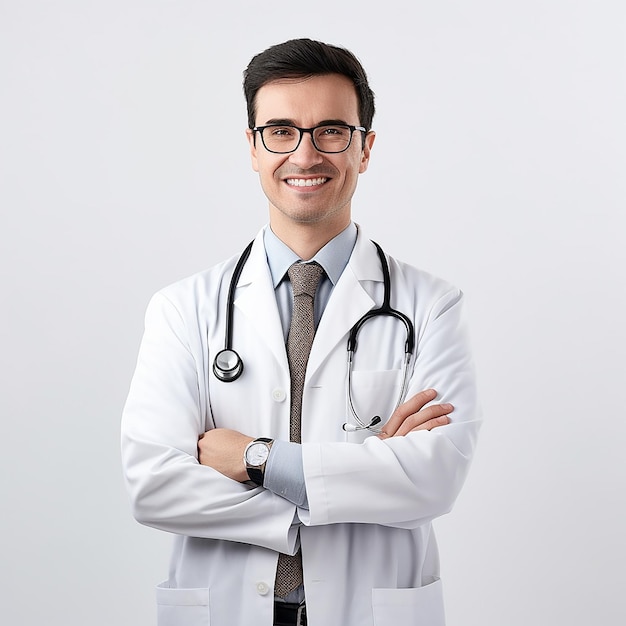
[245,442,269,466]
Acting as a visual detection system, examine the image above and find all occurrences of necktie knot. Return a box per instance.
[288,262,324,298]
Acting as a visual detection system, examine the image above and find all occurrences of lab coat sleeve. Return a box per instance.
[121,291,299,554]
[300,287,482,529]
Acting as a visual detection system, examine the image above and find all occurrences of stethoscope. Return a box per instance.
[212,240,415,434]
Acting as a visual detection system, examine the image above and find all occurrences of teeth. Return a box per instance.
[286,177,328,187]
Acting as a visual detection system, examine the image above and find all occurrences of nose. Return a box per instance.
[288,131,324,169]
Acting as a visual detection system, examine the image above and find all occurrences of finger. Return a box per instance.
[382,389,438,436]
[400,414,451,437]
[395,403,454,437]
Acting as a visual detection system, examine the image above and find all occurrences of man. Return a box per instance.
[122,38,481,626]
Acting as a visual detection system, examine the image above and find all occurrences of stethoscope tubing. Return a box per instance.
[344,242,414,432]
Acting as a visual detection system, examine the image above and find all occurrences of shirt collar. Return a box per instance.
[264,222,358,288]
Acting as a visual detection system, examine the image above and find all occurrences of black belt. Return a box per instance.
[274,601,307,626]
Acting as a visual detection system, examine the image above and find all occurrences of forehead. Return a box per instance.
[254,73,360,125]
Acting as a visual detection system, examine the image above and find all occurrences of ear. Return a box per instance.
[246,128,259,172]
[359,131,376,174]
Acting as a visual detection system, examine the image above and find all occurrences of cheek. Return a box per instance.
[343,157,365,183]
[258,155,288,180]
[343,148,367,176]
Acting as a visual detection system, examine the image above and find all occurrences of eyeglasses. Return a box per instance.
[252,124,367,154]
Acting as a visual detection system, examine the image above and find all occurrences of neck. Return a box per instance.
[269,213,351,260]
[270,222,348,261]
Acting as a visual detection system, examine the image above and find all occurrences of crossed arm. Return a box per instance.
[198,388,453,483]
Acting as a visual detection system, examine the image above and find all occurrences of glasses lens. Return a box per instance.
[313,125,352,152]
[261,126,300,153]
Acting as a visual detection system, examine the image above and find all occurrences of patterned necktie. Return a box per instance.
[275,261,324,598]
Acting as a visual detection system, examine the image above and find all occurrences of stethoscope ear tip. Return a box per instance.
[342,416,382,433]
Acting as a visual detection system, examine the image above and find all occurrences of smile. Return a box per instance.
[285,177,328,187]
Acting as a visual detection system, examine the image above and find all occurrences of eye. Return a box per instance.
[319,126,348,136]
[269,126,296,137]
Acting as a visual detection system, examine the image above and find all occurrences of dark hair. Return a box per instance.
[243,38,375,131]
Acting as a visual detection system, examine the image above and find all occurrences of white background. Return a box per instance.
[1,1,624,624]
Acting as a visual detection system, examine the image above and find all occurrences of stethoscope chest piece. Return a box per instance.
[213,348,244,382]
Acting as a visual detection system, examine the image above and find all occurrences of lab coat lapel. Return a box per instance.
[306,232,383,381]
[234,232,289,374]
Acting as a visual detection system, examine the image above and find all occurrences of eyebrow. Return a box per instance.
[262,118,351,127]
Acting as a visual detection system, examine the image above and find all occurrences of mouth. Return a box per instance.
[285,177,329,188]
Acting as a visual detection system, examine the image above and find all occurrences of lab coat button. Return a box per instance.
[272,388,286,402]
[256,581,270,595]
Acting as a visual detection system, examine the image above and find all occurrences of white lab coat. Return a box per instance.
[121,226,482,626]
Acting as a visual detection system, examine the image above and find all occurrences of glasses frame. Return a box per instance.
[252,123,367,154]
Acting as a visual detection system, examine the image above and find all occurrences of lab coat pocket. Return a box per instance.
[371,578,445,626]
[346,369,402,440]
[156,582,210,626]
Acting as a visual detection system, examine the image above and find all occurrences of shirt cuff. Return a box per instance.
[264,440,309,509]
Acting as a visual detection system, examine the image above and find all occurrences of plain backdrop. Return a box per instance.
[1,1,624,624]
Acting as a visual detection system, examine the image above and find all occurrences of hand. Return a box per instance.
[198,428,253,482]
[378,389,453,439]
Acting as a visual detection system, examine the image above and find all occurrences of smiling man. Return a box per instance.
[121,38,481,626]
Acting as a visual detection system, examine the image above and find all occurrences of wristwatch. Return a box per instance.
[243,438,274,486]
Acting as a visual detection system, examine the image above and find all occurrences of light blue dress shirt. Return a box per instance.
[262,222,357,509]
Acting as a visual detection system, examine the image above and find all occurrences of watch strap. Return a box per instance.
[247,466,264,486]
